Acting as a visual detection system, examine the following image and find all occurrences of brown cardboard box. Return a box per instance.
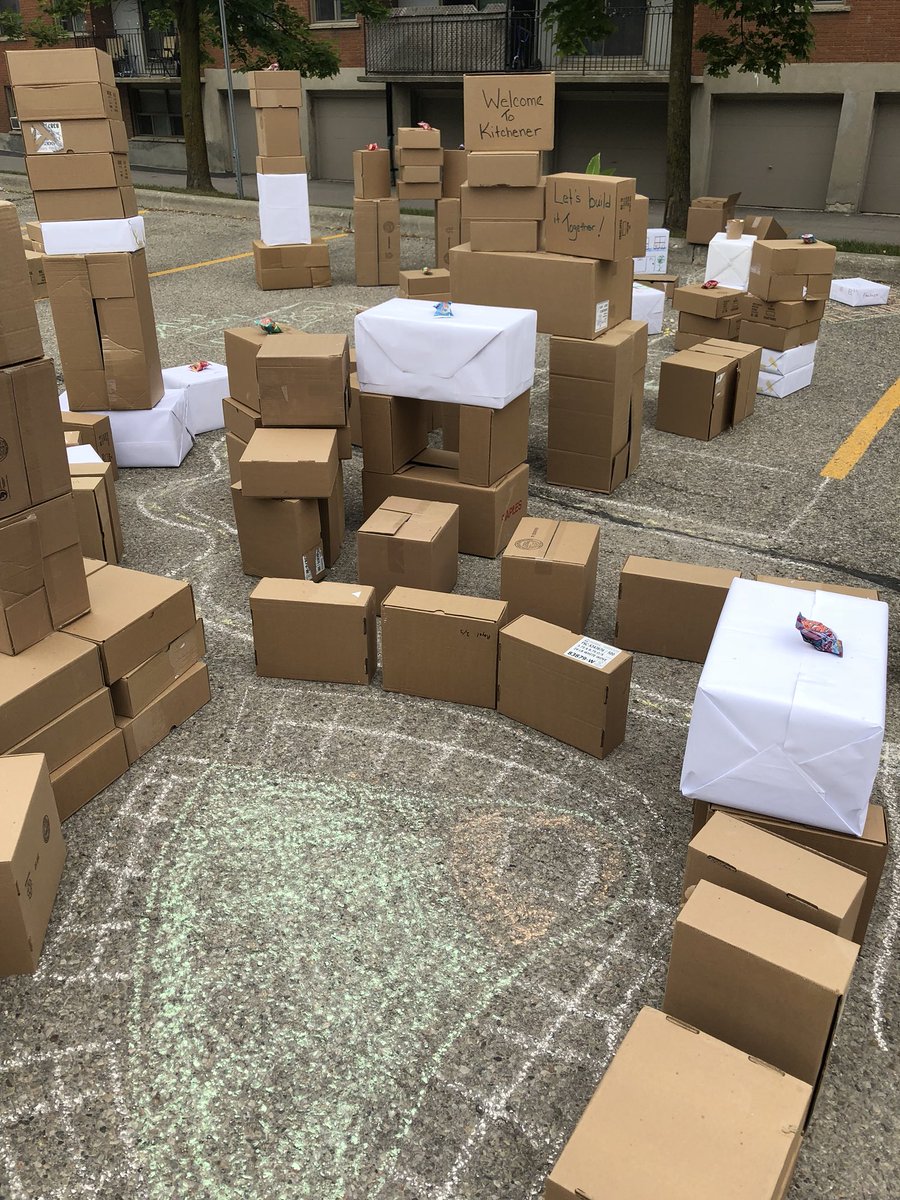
[548,374,632,460]
[396,126,441,149]
[469,221,539,253]
[500,517,599,632]
[434,198,465,269]
[549,318,648,382]
[82,556,106,576]
[394,146,443,168]
[251,579,376,684]
[467,151,542,187]
[64,564,196,684]
[223,395,262,444]
[357,496,459,611]
[463,72,555,152]
[397,180,443,201]
[60,412,117,477]
[630,193,649,257]
[24,249,47,300]
[230,482,324,580]
[739,296,826,329]
[253,239,331,290]
[0,201,43,370]
[50,727,128,820]
[677,313,742,340]
[26,152,131,192]
[245,69,302,93]
[742,215,789,239]
[353,148,391,199]
[663,880,858,1106]
[635,271,679,299]
[450,245,633,340]
[691,801,889,946]
[34,186,137,222]
[225,431,246,484]
[21,118,127,156]
[754,574,880,601]
[7,47,115,86]
[401,165,442,185]
[249,87,301,109]
[689,338,760,424]
[545,444,631,495]
[0,513,51,656]
[399,268,451,299]
[382,587,507,708]
[544,1006,811,1200]
[656,349,738,441]
[804,274,832,301]
[460,182,545,222]
[354,198,401,287]
[738,319,820,352]
[0,631,103,753]
[0,493,90,629]
[746,272,806,303]
[254,107,302,157]
[615,556,740,662]
[256,332,349,428]
[673,331,709,351]
[441,148,468,198]
[116,661,210,764]
[684,811,866,940]
[13,81,121,121]
[0,358,71,521]
[673,283,744,319]
[240,428,338,499]
[0,754,66,976]
[362,454,528,558]
[685,193,740,244]
[8,687,115,773]
[256,154,308,174]
[111,619,205,718]
[455,390,529,486]
[44,249,163,411]
[544,173,636,262]
[71,466,123,564]
[317,464,345,568]
[360,393,429,475]
[223,323,296,411]
[498,615,631,758]
[750,238,837,282]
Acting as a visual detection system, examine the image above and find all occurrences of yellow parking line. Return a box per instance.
[148,233,348,278]
[821,378,900,479]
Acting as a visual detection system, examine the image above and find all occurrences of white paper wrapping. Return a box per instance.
[65,445,104,465]
[829,278,890,307]
[257,173,311,247]
[704,232,757,290]
[60,387,193,468]
[757,362,815,398]
[758,341,818,377]
[162,362,228,434]
[630,283,664,335]
[40,216,146,256]
[681,578,888,837]
[354,297,537,409]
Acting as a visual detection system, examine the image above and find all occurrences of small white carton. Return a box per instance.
[162,362,229,435]
[757,362,815,398]
[705,231,757,291]
[829,278,890,307]
[631,282,664,335]
[60,387,193,468]
[634,228,670,275]
[40,216,146,256]
[759,341,818,377]
[257,173,311,247]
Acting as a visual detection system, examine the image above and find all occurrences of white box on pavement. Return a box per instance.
[757,362,815,398]
[40,216,146,256]
[354,297,537,409]
[681,578,888,837]
[633,228,669,275]
[162,362,228,434]
[257,173,311,247]
[60,387,193,468]
[705,232,757,291]
[631,282,664,334]
[829,278,890,307]
[759,341,818,377]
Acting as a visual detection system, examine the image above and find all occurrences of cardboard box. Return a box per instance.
[50,727,128,820]
[60,412,117,477]
[230,482,323,580]
[615,556,740,662]
[500,517,599,632]
[64,564,196,684]
[757,362,815,397]
[544,1006,811,1200]
[245,69,302,93]
[24,248,47,300]
[434,197,464,269]
[0,492,89,629]
[401,165,441,184]
[466,151,542,188]
[450,244,633,340]
[110,619,205,718]
[257,172,311,247]
[38,215,146,257]
[629,193,650,258]
[71,463,123,563]
[397,180,442,201]
[656,348,738,441]
[399,268,451,299]
[223,394,262,444]
[115,660,209,764]
[685,193,740,244]
[21,117,126,156]
[159,361,227,437]
[0,754,66,976]
[452,390,529,486]
[677,312,741,339]
[34,186,137,223]
[240,428,338,499]
[253,239,330,290]
[704,230,757,291]
[544,173,636,262]
[545,443,631,496]
[460,182,545,222]
[0,201,44,370]
[684,811,866,939]
[664,880,858,1104]
[394,146,443,168]
[750,238,837,283]
[44,249,163,411]
[0,630,103,753]
[498,615,631,758]
[635,271,678,299]
[753,575,879,601]
[26,152,131,193]
[739,295,826,329]
[249,87,301,109]
[469,220,539,253]
[440,148,468,198]
[382,587,507,708]
[317,464,345,568]
[352,147,391,198]
[548,374,631,462]
[0,357,71,521]
[0,513,51,657]
[742,215,789,240]
[549,319,648,380]
[256,332,349,427]
[13,81,121,121]
[8,687,115,773]
[357,496,458,611]
[256,154,308,175]
[396,126,441,149]
[688,338,760,424]
[8,47,114,86]
[223,323,296,411]
[829,277,890,307]
[463,72,555,152]
[225,431,245,483]
[250,579,376,684]
[634,226,671,275]
[738,319,820,352]
[360,392,429,475]
[254,107,302,158]
[59,385,191,468]
[631,281,664,334]
[673,283,744,319]
[354,198,401,287]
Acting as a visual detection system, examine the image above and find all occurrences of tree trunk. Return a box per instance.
[177,0,213,191]
[664,0,695,232]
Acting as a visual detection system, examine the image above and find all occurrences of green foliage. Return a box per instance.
[585,152,616,176]
[696,0,816,82]
[541,0,616,56]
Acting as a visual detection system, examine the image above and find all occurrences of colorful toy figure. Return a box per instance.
[255,316,282,335]
[189,360,210,372]
[434,301,453,318]
[796,612,843,657]
[800,233,817,244]
[422,266,432,275]
[417,121,433,131]
[701,280,719,289]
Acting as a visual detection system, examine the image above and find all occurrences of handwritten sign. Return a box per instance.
[544,173,636,262]
[463,72,556,152]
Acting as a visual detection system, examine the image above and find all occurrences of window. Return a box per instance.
[312,0,353,23]
[129,85,183,137]
[0,0,20,13]
[5,86,19,132]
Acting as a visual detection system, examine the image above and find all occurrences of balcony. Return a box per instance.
[74,29,180,79]
[364,3,672,79]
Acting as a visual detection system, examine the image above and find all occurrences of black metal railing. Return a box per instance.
[364,4,672,77]
[74,29,180,79]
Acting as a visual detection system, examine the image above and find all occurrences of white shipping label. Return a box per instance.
[35,120,64,153]
[564,637,621,670]
[315,546,325,575]
[302,554,314,581]
[594,301,610,333]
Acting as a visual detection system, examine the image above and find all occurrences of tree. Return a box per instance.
[542,0,817,231]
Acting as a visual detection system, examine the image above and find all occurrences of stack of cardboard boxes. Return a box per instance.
[249,71,331,290]
[672,282,745,349]
[352,147,400,287]
[685,192,740,245]
[462,149,544,252]
[226,326,350,577]
[656,338,761,442]
[394,124,443,202]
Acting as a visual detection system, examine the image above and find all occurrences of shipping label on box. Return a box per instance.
[463,73,555,152]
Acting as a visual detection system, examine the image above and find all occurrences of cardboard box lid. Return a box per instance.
[503,614,629,674]
[251,578,373,608]
[63,564,191,647]
[359,496,458,543]
[680,880,859,991]
[255,331,348,371]
[7,46,114,86]
[242,427,338,467]
[622,555,739,589]
[692,193,741,209]
[0,753,48,857]
[384,586,506,623]
[664,348,736,377]
[503,517,598,567]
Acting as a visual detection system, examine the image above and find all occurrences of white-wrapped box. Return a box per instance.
[633,228,669,275]
[704,232,757,291]
[757,362,815,398]
[60,387,193,468]
[759,341,817,377]
[40,216,146,256]
[681,578,887,837]
[257,173,311,247]
[66,444,104,465]
[630,283,664,335]
[829,278,890,307]
[354,298,536,409]
[162,362,228,434]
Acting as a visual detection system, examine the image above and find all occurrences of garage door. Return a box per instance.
[709,96,841,210]
[862,94,900,215]
[310,92,386,181]
[553,89,667,199]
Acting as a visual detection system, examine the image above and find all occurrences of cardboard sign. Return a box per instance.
[463,72,555,152]
[544,173,636,262]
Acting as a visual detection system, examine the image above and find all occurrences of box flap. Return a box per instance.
[384,586,506,622]
[251,578,373,607]
[360,509,411,537]
[622,555,740,588]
